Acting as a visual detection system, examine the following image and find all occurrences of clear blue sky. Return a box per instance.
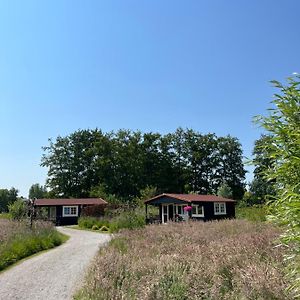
[1,1,299,197]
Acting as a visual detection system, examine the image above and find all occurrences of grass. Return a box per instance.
[78,209,145,233]
[236,205,267,222]
[0,219,67,271]
[0,213,11,219]
[76,219,292,300]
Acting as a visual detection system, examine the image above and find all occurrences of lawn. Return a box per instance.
[76,219,291,300]
[0,219,67,271]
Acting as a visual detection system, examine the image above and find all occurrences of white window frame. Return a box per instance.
[214,202,226,215]
[62,206,78,217]
[191,204,204,217]
[174,204,186,216]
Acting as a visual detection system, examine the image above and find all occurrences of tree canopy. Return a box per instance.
[28,183,47,199]
[0,187,18,213]
[41,128,246,201]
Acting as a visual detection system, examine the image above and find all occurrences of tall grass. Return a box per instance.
[236,205,267,222]
[0,219,67,271]
[78,209,145,233]
[76,220,292,299]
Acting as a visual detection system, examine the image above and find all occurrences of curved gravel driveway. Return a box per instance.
[0,227,111,300]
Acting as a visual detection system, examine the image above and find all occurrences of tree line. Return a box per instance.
[41,128,246,201]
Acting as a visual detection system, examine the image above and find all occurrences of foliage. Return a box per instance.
[0,219,66,271]
[28,183,47,199]
[41,128,246,201]
[255,75,300,295]
[8,199,28,220]
[236,205,267,222]
[0,187,18,213]
[76,220,292,299]
[78,209,145,233]
[250,135,276,204]
[217,182,233,198]
[134,186,158,207]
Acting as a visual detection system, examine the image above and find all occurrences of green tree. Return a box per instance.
[214,136,246,199]
[250,135,276,204]
[256,75,300,294]
[0,187,18,212]
[28,183,47,199]
[217,182,233,198]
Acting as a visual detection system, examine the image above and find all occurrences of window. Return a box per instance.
[63,206,78,217]
[192,205,204,217]
[214,203,226,215]
[174,205,186,215]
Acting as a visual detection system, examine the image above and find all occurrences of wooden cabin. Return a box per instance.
[34,198,107,225]
[145,193,235,224]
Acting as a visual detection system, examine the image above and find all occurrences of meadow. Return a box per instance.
[0,219,66,271]
[76,219,291,300]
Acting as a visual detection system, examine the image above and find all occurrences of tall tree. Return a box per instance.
[29,183,47,199]
[0,187,18,212]
[256,76,300,294]
[214,136,246,199]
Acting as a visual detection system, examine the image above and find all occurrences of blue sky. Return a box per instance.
[0,1,299,197]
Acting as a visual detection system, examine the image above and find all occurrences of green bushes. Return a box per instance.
[236,205,267,222]
[8,199,27,220]
[0,219,67,271]
[78,209,145,233]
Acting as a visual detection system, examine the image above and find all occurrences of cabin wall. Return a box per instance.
[55,205,82,226]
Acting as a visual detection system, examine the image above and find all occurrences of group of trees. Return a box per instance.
[41,128,246,201]
[0,187,18,213]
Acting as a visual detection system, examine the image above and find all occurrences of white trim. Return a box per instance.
[162,204,169,224]
[192,204,204,217]
[174,204,186,217]
[62,205,78,217]
[214,202,226,215]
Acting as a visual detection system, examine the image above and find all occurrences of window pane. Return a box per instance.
[178,206,182,214]
[220,204,225,212]
[192,205,197,214]
[198,206,203,215]
[215,204,220,213]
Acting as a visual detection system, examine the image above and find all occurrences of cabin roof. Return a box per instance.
[144,193,235,204]
[34,198,107,206]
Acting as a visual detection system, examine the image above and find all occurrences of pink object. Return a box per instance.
[184,205,192,212]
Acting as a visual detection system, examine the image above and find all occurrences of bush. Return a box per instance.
[78,209,145,233]
[0,219,66,271]
[92,225,99,231]
[236,205,267,222]
[8,199,27,220]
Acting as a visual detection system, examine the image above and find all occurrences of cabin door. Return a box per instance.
[162,204,174,223]
[49,207,56,221]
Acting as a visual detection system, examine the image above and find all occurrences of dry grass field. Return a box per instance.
[76,219,292,300]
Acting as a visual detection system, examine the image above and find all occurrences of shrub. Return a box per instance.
[8,199,27,220]
[236,205,267,222]
[92,225,99,231]
[0,219,66,270]
[99,226,109,232]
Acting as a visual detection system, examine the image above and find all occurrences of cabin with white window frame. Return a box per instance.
[34,198,107,225]
[144,193,235,224]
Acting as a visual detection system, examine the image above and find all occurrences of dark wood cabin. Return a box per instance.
[145,193,235,224]
[34,198,107,225]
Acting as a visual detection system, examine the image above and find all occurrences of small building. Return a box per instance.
[145,193,235,224]
[34,198,107,225]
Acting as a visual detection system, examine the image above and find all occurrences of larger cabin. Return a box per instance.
[145,193,235,223]
[34,198,107,225]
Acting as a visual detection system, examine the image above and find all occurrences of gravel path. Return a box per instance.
[0,227,111,300]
